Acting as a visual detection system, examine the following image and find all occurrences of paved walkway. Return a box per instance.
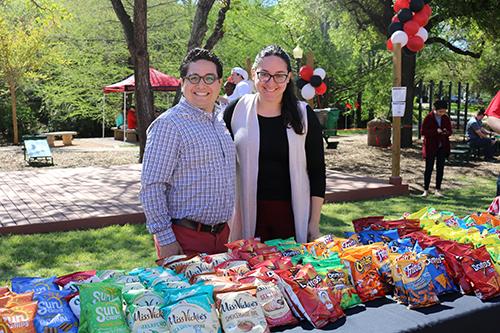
[0,164,407,235]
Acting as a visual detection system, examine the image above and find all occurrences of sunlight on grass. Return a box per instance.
[0,177,495,283]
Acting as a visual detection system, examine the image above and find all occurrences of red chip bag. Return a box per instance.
[0,316,13,333]
[0,301,37,333]
[352,216,385,233]
[55,270,97,288]
[461,246,500,300]
[0,287,9,297]
[280,265,343,328]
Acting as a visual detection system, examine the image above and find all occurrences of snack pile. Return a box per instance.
[1,206,499,332]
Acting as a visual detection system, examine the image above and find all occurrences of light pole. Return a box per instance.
[292,45,303,76]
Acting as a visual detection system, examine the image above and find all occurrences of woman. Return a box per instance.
[224,45,325,243]
[421,100,452,197]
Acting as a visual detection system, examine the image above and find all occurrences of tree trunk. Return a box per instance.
[401,52,416,148]
[9,82,18,145]
[187,0,215,51]
[133,0,154,162]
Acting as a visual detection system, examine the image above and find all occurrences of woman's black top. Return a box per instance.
[223,99,326,200]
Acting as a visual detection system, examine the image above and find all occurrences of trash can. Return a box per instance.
[367,118,391,147]
[314,108,340,137]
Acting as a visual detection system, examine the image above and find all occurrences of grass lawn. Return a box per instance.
[337,129,368,135]
[0,176,495,284]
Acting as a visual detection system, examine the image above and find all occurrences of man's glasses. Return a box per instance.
[256,71,289,83]
[185,73,219,85]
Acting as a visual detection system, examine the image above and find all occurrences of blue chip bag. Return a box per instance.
[33,289,78,333]
[419,247,458,295]
[11,277,59,295]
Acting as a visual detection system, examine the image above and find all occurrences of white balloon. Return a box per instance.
[301,84,316,100]
[390,30,408,47]
[313,67,326,80]
[416,27,428,42]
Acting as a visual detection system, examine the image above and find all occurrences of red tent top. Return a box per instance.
[103,67,180,94]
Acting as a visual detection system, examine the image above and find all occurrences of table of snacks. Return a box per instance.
[0,206,499,333]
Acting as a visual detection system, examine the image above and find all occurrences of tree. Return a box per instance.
[0,0,67,144]
[111,0,154,162]
[332,0,499,147]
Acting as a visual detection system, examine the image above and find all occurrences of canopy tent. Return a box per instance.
[101,67,181,139]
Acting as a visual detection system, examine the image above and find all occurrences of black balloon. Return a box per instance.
[402,46,416,56]
[310,75,322,88]
[387,22,403,38]
[397,8,413,23]
[296,78,308,89]
[410,0,425,12]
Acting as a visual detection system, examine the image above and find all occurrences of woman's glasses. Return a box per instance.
[256,71,289,83]
[185,73,218,85]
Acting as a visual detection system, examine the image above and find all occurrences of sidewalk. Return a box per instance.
[0,164,408,235]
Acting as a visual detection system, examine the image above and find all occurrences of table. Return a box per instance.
[272,294,500,332]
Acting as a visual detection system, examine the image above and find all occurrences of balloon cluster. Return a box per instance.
[386,0,432,54]
[296,65,327,100]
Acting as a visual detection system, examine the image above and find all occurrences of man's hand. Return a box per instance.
[157,241,183,259]
[437,128,443,134]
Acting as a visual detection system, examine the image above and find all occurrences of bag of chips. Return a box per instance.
[33,290,78,333]
[125,305,167,333]
[122,289,164,307]
[216,289,269,333]
[340,246,385,302]
[11,277,59,295]
[163,293,220,333]
[397,258,440,309]
[0,301,38,333]
[418,247,457,295]
[461,246,500,300]
[78,282,128,333]
[0,292,34,308]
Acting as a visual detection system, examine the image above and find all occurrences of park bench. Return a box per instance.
[112,127,139,143]
[44,131,78,147]
[447,143,480,164]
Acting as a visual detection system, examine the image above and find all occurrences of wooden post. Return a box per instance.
[245,57,252,79]
[306,51,314,109]
[429,80,434,113]
[457,81,462,130]
[464,83,469,129]
[390,43,402,185]
[418,79,423,140]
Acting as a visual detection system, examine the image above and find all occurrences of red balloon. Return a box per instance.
[413,10,429,26]
[299,65,314,81]
[421,4,432,17]
[394,0,409,12]
[391,15,400,23]
[407,36,425,52]
[386,39,393,51]
[403,20,420,36]
[315,82,327,95]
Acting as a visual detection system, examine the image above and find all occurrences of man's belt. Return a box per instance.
[171,218,227,234]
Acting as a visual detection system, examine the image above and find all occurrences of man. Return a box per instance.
[466,108,496,160]
[140,48,236,258]
[227,67,252,102]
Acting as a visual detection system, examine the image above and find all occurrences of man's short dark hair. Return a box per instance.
[179,48,223,79]
[477,108,486,116]
[434,100,448,110]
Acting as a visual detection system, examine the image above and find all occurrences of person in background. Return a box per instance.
[224,44,325,243]
[421,100,452,197]
[140,48,236,258]
[466,108,496,161]
[115,112,124,129]
[485,90,500,196]
[127,106,137,129]
[227,67,252,102]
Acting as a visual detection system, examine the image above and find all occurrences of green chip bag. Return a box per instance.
[79,281,129,333]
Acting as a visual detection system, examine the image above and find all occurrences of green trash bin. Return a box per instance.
[314,108,340,148]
